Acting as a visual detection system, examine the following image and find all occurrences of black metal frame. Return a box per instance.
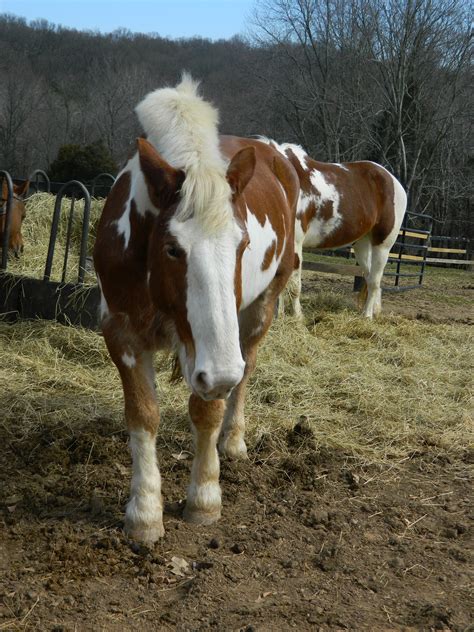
[0,176,100,329]
[386,211,433,290]
[28,169,51,194]
[44,181,91,284]
[90,172,116,197]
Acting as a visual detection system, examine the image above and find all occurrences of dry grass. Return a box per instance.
[8,192,103,284]
[1,304,472,463]
[1,194,472,464]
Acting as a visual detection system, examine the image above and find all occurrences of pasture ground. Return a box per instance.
[1,259,473,630]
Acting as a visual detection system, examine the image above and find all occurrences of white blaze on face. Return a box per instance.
[241,208,285,309]
[169,216,245,399]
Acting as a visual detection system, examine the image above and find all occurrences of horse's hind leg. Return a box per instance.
[184,396,225,525]
[363,244,391,318]
[353,236,372,310]
[285,241,304,319]
[103,321,164,543]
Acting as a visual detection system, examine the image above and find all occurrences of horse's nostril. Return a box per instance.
[196,371,209,389]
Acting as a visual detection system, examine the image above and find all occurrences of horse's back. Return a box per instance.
[295,156,405,248]
[220,135,299,216]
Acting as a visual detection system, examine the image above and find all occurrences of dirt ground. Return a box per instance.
[1,267,473,631]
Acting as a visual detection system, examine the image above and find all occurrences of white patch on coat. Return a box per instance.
[169,216,245,396]
[121,352,136,368]
[281,143,308,171]
[381,172,407,248]
[256,137,310,172]
[96,275,109,320]
[366,161,407,247]
[241,208,285,309]
[115,155,156,249]
[299,170,343,247]
[334,162,349,171]
[126,429,163,528]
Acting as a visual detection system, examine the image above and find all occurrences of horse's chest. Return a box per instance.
[240,211,283,309]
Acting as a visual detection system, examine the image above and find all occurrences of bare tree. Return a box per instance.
[251,0,472,220]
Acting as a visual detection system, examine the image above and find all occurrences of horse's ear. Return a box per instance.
[227,146,256,196]
[14,180,29,198]
[137,138,185,207]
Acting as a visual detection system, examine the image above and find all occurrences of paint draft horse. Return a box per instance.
[0,179,29,257]
[93,76,298,543]
[261,140,407,319]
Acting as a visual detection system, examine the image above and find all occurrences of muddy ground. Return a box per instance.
[1,268,473,631]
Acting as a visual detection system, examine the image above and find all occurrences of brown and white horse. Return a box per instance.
[93,76,298,543]
[0,180,29,257]
[261,140,407,319]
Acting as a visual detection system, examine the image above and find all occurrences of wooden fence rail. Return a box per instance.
[302,220,472,292]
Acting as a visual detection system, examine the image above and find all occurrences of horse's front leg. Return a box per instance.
[218,345,257,459]
[184,395,225,525]
[105,327,164,543]
[122,351,164,542]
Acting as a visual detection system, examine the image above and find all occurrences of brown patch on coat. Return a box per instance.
[261,240,277,271]
[369,169,396,246]
[288,150,400,250]
[319,199,334,222]
[234,231,249,310]
[299,200,317,233]
[189,395,225,431]
[284,148,312,195]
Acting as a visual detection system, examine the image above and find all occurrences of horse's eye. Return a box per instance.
[165,244,183,259]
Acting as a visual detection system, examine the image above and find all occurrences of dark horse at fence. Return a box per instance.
[0,180,29,257]
[261,139,407,319]
[93,75,299,543]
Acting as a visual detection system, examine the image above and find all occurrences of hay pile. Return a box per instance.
[1,304,472,463]
[8,192,104,284]
[2,193,472,463]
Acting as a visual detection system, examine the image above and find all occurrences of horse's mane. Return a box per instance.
[135,73,232,232]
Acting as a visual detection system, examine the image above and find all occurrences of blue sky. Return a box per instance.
[0,0,256,40]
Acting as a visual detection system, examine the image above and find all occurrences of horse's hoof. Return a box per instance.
[125,520,165,544]
[219,438,248,460]
[183,505,221,526]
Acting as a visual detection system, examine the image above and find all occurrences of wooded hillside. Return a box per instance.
[0,0,471,237]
